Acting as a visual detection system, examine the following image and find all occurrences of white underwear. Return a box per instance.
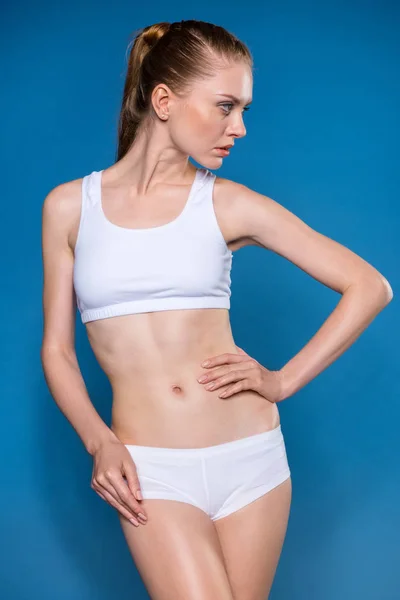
[124,424,291,521]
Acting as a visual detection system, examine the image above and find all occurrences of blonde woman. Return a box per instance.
[41,19,393,600]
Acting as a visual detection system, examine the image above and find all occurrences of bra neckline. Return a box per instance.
[96,167,202,233]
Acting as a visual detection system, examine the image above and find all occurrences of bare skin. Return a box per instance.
[68,59,285,596]
[67,165,287,598]
[117,478,292,600]
[69,167,280,451]
[43,56,390,599]
[69,62,280,451]
[67,148,285,599]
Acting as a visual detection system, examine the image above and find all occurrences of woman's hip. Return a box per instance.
[123,422,291,521]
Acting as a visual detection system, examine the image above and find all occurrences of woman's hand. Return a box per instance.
[91,439,148,527]
[197,345,286,404]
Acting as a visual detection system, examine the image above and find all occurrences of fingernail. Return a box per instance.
[136,490,143,500]
[130,518,139,527]
[202,360,210,367]
[138,512,147,521]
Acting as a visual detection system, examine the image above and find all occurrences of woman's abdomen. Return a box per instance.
[110,374,281,448]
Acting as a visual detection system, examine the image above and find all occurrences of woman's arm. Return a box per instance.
[278,277,391,400]
[41,182,119,454]
[40,347,118,454]
[224,179,393,400]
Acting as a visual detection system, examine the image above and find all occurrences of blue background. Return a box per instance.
[1,1,398,598]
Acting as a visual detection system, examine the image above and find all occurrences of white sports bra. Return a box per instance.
[73,167,233,324]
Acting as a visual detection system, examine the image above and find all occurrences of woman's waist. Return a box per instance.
[110,386,280,447]
[104,335,238,390]
[87,308,236,369]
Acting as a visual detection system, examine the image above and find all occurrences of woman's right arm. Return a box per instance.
[40,181,118,455]
[40,183,148,526]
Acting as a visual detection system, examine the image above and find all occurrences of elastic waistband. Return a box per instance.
[124,424,283,458]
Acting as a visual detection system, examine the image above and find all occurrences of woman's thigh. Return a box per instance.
[118,498,234,600]
[214,476,292,600]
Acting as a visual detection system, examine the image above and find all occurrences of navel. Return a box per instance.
[171,384,183,394]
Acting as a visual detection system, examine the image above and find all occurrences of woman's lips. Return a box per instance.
[214,147,230,156]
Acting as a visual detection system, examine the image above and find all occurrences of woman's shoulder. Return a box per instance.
[213,173,257,216]
[42,175,86,252]
[212,172,284,250]
[211,174,261,249]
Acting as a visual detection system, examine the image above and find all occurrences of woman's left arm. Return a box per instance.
[277,275,392,400]
[224,181,393,401]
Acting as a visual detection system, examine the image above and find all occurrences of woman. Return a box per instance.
[41,19,393,600]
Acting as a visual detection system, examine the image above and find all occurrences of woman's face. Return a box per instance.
[167,61,253,168]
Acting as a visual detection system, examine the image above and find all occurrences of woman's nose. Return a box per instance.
[229,116,246,139]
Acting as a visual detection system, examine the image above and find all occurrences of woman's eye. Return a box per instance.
[220,103,234,114]
[220,103,251,115]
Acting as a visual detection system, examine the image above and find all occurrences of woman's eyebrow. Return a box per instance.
[216,93,253,106]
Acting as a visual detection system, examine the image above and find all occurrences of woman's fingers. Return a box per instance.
[110,473,146,518]
[93,471,147,524]
[199,360,256,383]
[203,369,249,390]
[94,485,141,526]
[199,360,260,392]
[90,440,149,526]
[107,470,147,518]
[123,460,143,501]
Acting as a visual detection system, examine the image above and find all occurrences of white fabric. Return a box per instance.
[124,424,291,521]
[73,167,233,324]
